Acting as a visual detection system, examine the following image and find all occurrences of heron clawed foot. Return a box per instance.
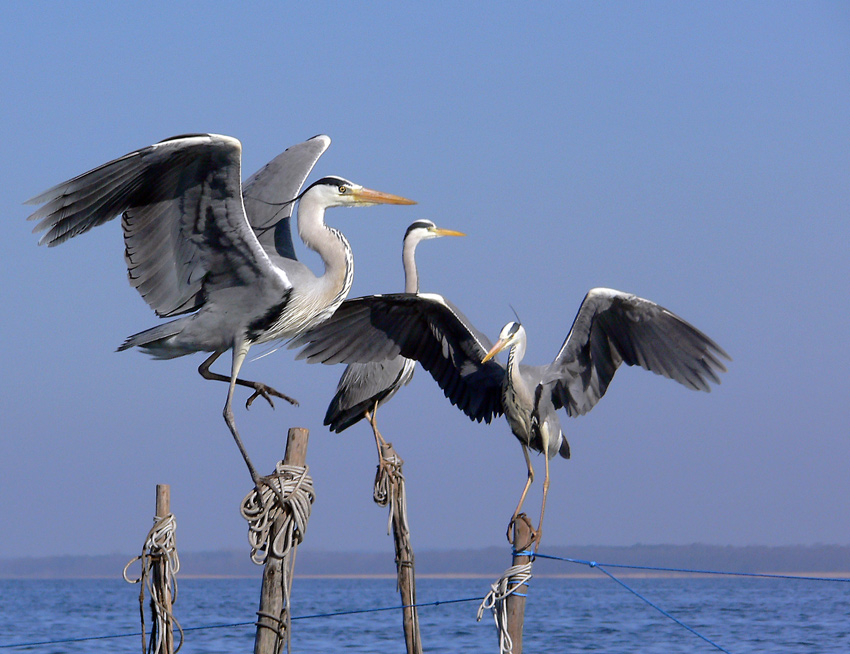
[368,408,396,506]
[245,383,299,409]
[507,513,538,552]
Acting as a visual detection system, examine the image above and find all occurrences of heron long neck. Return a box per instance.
[503,332,536,441]
[296,192,354,305]
[505,333,529,397]
[402,234,422,294]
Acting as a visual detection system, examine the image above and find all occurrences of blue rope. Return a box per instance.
[518,551,741,652]
[532,552,850,583]
[0,596,484,650]
[3,553,845,651]
[569,558,733,654]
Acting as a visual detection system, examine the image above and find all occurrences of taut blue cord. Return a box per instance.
[533,552,850,583]
[580,559,733,653]
[0,596,485,650]
[519,550,735,652]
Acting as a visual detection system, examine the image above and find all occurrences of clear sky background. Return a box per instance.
[1,3,848,560]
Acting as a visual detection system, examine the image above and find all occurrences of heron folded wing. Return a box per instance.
[324,357,410,433]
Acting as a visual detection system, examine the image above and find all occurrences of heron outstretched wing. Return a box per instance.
[293,292,506,422]
[544,287,729,417]
[26,133,289,318]
[242,135,331,262]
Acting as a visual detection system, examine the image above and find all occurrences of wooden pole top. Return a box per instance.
[155,484,170,518]
[283,427,309,466]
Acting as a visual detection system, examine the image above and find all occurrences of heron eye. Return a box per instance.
[338,185,347,194]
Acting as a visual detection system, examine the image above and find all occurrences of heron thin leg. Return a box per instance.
[367,403,390,461]
[220,344,287,511]
[534,454,551,552]
[369,402,394,508]
[220,346,261,484]
[198,351,299,409]
[507,444,535,542]
[368,402,395,508]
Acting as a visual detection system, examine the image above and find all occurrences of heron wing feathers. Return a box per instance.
[242,135,331,262]
[547,287,729,416]
[293,293,505,422]
[27,134,290,318]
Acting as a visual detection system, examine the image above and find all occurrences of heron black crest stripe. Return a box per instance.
[308,176,351,188]
[294,176,354,202]
[404,220,436,237]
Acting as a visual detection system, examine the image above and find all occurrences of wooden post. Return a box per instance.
[505,514,534,654]
[151,484,174,654]
[380,441,423,654]
[254,427,310,654]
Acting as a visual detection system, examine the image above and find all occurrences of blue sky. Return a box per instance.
[1,2,848,559]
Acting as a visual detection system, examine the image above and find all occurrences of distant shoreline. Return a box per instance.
[7,571,850,581]
[3,544,850,580]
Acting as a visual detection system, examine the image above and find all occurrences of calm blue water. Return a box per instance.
[1,576,848,653]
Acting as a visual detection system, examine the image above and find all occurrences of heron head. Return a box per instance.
[303,176,416,209]
[404,219,465,243]
[481,321,525,363]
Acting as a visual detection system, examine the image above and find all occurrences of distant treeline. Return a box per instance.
[3,544,849,579]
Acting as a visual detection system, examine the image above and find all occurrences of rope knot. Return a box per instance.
[241,463,315,565]
[373,447,410,536]
[373,450,404,505]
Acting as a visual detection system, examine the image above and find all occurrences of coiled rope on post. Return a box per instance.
[240,462,315,565]
[123,513,183,654]
[476,562,533,654]
[241,461,315,654]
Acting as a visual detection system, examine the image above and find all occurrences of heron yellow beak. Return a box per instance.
[481,338,508,363]
[353,187,416,206]
[432,227,465,237]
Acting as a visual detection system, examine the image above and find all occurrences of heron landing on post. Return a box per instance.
[25,133,416,490]
[291,287,729,549]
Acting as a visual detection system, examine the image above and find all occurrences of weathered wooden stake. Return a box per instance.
[254,427,310,654]
[380,441,423,654]
[151,484,174,654]
[505,514,534,654]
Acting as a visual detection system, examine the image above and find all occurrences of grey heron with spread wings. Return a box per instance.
[324,220,464,465]
[25,133,415,486]
[292,288,728,547]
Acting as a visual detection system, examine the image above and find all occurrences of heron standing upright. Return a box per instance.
[291,287,729,546]
[26,133,415,486]
[324,219,464,464]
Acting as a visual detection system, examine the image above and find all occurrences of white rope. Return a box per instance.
[240,463,315,565]
[123,513,183,654]
[476,562,533,654]
[373,451,410,536]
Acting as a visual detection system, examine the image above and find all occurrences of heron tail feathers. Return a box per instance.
[558,436,571,460]
[117,320,191,359]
